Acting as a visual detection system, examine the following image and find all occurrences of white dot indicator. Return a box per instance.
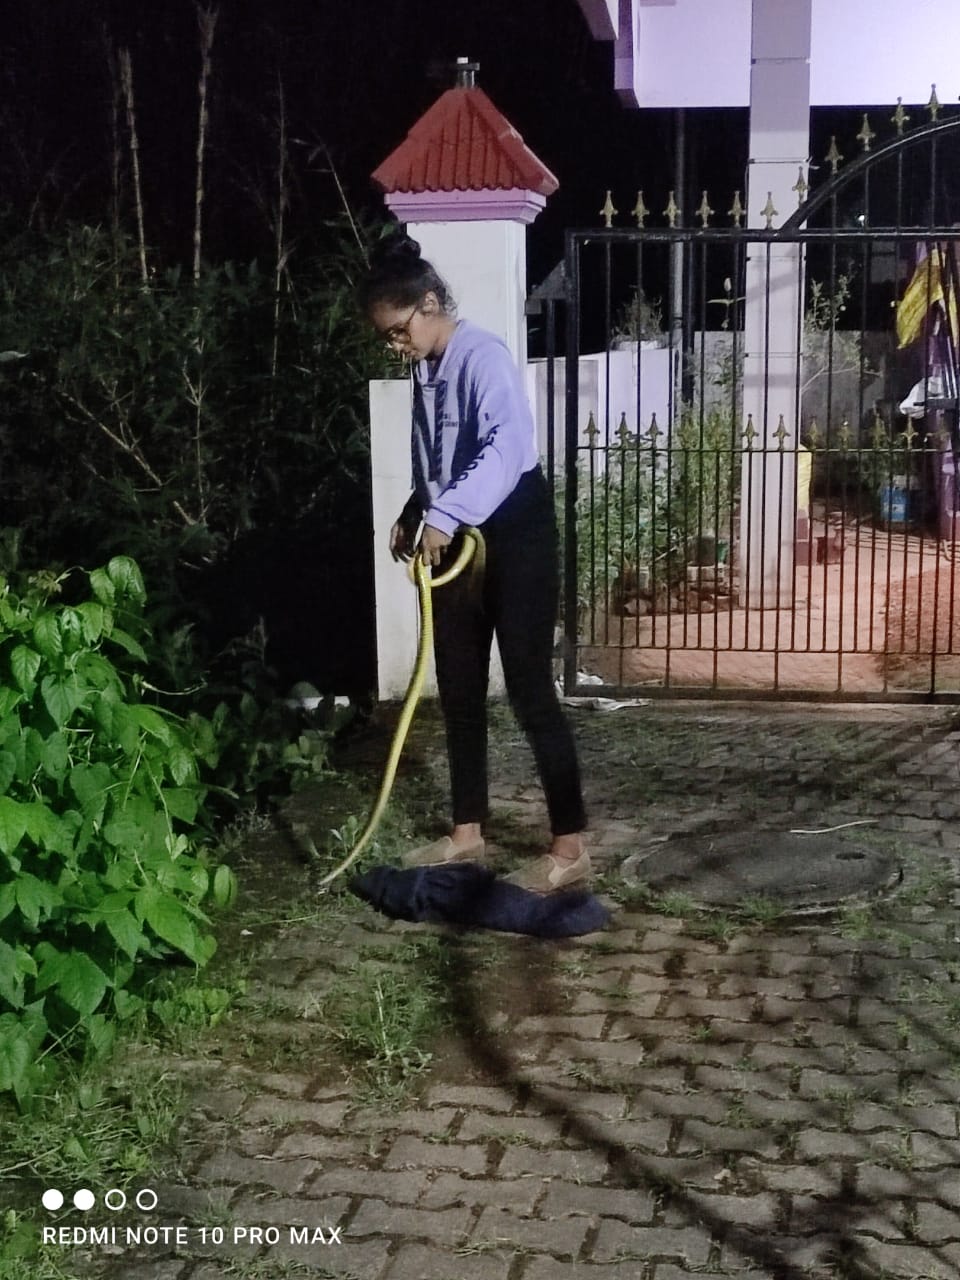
[104,1189,127,1211]
[73,1189,95,1211]
[42,1189,64,1211]
[135,1188,158,1212]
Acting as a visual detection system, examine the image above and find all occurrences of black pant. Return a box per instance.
[431,467,587,835]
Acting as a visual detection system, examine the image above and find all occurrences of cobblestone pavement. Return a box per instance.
[94,702,960,1280]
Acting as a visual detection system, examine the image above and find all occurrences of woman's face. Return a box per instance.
[369,292,449,361]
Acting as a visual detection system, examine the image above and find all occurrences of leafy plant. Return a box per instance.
[0,555,237,1104]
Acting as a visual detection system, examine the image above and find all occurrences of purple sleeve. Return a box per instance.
[425,343,536,535]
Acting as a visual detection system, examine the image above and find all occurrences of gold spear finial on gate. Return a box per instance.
[856,114,876,152]
[760,192,778,230]
[644,413,661,443]
[743,414,757,447]
[774,415,790,450]
[664,190,681,228]
[696,190,714,227]
[632,191,649,228]
[791,167,809,204]
[728,191,744,227]
[599,190,618,228]
[585,411,599,445]
[616,412,631,444]
[825,136,843,175]
[891,98,910,135]
[927,84,941,122]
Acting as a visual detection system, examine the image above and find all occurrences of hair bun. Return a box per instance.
[370,232,422,268]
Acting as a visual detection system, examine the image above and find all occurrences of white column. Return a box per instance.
[406,219,529,367]
[740,0,811,608]
[369,378,434,701]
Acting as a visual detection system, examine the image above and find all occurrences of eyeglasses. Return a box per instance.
[377,302,421,348]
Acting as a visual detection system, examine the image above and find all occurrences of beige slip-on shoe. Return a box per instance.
[402,836,487,869]
[504,849,592,894]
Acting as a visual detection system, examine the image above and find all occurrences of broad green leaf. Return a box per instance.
[58,608,84,654]
[10,645,41,692]
[137,887,205,963]
[68,762,114,816]
[0,796,27,856]
[98,893,147,960]
[76,601,106,644]
[108,628,147,662]
[89,567,116,605]
[40,732,70,781]
[41,673,85,726]
[23,801,61,849]
[85,1013,116,1060]
[77,651,123,692]
[0,710,21,744]
[212,864,238,909]
[0,750,15,796]
[32,612,62,660]
[36,949,108,1016]
[14,873,62,928]
[114,989,144,1020]
[162,787,198,824]
[0,1021,32,1097]
[0,939,25,1008]
[0,882,16,923]
[102,812,144,852]
[130,705,174,743]
[167,748,196,786]
[15,727,44,785]
[106,556,146,603]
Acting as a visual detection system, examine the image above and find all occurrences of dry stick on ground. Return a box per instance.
[192,5,218,283]
[188,5,219,524]
[270,71,289,389]
[118,49,148,289]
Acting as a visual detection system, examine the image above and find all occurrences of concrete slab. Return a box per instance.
[623,828,901,911]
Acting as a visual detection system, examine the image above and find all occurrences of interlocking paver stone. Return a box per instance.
[87,703,960,1280]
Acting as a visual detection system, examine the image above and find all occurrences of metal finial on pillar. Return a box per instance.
[599,190,618,228]
[891,97,910,135]
[927,84,941,122]
[825,136,843,175]
[760,192,778,230]
[728,191,744,227]
[632,191,649,228]
[454,56,479,88]
[664,191,681,228]
[791,167,808,203]
[856,114,875,152]
[696,191,714,227]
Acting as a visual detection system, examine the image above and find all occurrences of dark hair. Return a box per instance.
[358,232,455,313]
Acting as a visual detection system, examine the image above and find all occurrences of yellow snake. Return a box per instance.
[317,527,484,890]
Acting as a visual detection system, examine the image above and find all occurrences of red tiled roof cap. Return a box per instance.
[372,86,559,197]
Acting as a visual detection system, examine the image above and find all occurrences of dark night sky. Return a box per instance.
[1,0,752,287]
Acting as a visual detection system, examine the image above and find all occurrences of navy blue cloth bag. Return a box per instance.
[349,863,610,938]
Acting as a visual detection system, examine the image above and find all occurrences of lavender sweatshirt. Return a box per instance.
[411,320,538,537]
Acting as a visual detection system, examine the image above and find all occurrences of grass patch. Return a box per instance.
[322,956,449,1103]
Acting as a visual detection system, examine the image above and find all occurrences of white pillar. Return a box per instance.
[406,219,529,367]
[740,0,811,608]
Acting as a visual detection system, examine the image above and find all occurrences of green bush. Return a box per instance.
[0,555,236,1104]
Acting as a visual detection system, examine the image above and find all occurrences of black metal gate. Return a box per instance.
[530,106,960,701]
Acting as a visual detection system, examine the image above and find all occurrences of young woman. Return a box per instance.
[359,234,588,893]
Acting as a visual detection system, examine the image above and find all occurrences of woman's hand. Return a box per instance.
[419,524,453,567]
[389,518,417,562]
